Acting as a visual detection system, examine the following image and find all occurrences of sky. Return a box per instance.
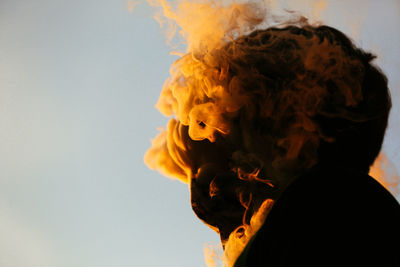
[0,0,399,266]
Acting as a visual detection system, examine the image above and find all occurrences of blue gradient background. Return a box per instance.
[0,0,399,266]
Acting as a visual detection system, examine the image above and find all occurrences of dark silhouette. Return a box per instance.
[234,164,400,266]
[187,25,400,266]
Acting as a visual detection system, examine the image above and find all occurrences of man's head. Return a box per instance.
[146,24,391,240]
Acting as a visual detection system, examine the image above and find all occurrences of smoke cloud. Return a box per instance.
[144,0,397,266]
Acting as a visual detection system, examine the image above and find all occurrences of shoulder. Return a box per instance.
[276,165,399,210]
[272,165,400,233]
[234,165,400,266]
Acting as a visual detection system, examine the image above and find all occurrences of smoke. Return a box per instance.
[370,152,400,197]
[143,0,397,266]
[148,0,268,53]
[222,198,274,266]
[144,0,309,184]
[144,0,274,183]
[202,198,274,267]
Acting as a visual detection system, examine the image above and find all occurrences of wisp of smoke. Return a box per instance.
[370,152,400,197]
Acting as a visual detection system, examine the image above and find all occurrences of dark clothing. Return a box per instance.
[234,164,400,266]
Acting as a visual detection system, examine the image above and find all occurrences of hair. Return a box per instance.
[208,25,391,175]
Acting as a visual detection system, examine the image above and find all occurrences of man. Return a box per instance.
[188,25,400,266]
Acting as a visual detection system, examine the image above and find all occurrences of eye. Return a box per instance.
[198,121,206,128]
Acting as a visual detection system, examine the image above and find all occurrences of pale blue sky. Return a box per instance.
[0,0,399,266]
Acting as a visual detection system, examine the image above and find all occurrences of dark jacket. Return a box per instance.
[234,164,400,266]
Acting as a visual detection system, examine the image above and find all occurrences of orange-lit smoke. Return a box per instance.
[145,0,272,183]
[203,198,274,267]
[370,152,400,197]
[144,0,397,266]
[144,0,360,185]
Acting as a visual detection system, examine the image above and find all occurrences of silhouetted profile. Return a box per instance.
[186,25,400,266]
[145,15,400,266]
